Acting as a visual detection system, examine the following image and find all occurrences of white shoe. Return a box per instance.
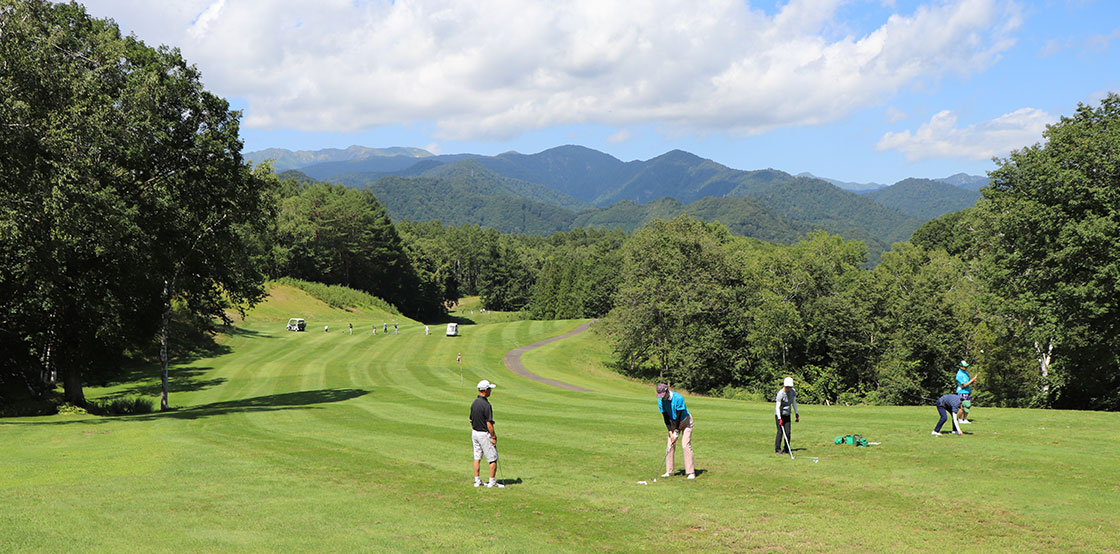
[474,479,481,488]
[931,431,941,436]
[959,419,971,424]
[661,473,672,478]
[486,481,505,488]
[687,473,695,480]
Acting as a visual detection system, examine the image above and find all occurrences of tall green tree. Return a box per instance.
[980,93,1120,409]
[0,0,275,407]
[601,216,746,391]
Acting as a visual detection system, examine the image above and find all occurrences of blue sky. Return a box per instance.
[80,0,1118,184]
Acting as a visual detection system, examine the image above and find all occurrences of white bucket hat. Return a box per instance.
[783,377,794,387]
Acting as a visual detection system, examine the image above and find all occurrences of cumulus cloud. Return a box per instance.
[876,107,1054,161]
[82,0,1022,140]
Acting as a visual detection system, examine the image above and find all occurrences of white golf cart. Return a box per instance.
[446,322,458,336]
[287,318,306,332]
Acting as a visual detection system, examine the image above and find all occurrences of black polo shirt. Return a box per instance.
[470,395,493,432]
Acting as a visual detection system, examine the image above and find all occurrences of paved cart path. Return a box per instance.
[504,321,595,392]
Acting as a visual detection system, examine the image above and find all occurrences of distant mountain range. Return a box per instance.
[246,145,431,172]
[254,144,986,262]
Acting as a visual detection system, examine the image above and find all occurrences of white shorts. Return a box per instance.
[472,430,498,463]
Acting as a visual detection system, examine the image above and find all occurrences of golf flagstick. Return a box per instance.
[781,423,795,460]
[458,352,462,390]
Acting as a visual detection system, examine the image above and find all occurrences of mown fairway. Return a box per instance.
[2,286,1118,553]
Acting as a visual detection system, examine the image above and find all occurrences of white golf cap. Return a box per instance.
[783,377,794,387]
[476,379,496,390]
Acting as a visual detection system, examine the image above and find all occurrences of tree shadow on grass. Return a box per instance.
[95,366,228,401]
[153,388,371,420]
[2,388,371,425]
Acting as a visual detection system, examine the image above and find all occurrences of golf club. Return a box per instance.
[781,423,795,460]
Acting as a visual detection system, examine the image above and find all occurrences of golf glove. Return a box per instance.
[795,414,799,423]
[778,418,783,426]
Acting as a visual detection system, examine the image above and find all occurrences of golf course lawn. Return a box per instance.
[2,286,1118,553]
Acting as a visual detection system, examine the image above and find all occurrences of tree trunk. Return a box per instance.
[1034,339,1053,396]
[61,363,85,406]
[159,279,172,411]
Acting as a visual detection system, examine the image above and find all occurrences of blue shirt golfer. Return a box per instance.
[657,383,695,479]
[955,360,977,424]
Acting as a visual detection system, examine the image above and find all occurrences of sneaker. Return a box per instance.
[486,480,505,488]
[931,431,942,436]
[661,473,672,478]
[959,419,971,424]
[687,473,695,480]
[473,479,482,488]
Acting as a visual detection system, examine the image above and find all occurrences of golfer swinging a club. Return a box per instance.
[470,379,504,488]
[775,377,799,455]
[656,383,695,479]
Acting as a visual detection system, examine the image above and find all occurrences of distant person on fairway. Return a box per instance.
[348,322,353,335]
[955,360,976,424]
[656,383,695,479]
[470,380,504,488]
[425,325,430,336]
[775,377,799,454]
[933,394,963,436]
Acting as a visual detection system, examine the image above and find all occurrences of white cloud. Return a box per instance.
[607,129,632,144]
[876,107,1054,161]
[1039,25,1119,57]
[885,106,907,123]
[80,0,1022,140]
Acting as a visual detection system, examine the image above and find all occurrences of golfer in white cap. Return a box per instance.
[470,379,504,488]
[775,377,799,454]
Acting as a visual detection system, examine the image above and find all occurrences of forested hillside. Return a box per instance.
[249,144,982,254]
[866,178,982,220]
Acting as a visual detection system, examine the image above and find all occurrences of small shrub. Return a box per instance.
[56,403,88,415]
[837,391,866,406]
[88,396,155,416]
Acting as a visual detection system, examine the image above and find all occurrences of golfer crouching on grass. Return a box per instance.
[656,383,695,479]
[775,377,799,454]
[470,380,504,488]
[933,393,963,436]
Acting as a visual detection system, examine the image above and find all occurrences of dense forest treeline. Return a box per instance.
[2,1,1117,412]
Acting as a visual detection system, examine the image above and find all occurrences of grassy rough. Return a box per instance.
[1,290,1118,553]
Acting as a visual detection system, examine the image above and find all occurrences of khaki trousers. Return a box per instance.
[665,415,694,475]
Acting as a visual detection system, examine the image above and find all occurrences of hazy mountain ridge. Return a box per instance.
[247,145,433,172]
